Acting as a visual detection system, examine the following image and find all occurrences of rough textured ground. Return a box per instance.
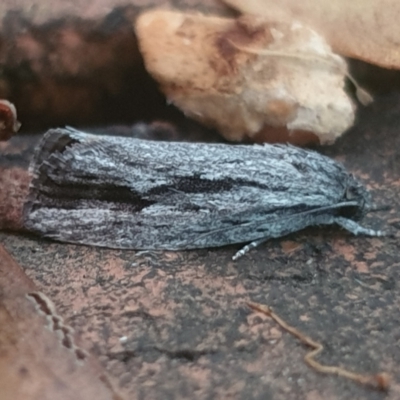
[1,94,400,399]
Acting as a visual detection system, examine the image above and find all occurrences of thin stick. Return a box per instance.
[247,301,390,391]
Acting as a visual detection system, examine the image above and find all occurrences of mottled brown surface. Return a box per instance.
[1,94,400,399]
[0,167,30,230]
[0,245,122,400]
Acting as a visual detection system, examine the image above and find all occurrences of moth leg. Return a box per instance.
[232,216,385,261]
[335,217,385,237]
[232,238,269,261]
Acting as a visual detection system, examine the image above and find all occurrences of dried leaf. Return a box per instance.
[0,245,123,400]
[224,0,400,69]
[135,10,355,145]
[0,100,21,141]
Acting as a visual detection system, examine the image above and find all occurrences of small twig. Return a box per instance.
[247,301,390,391]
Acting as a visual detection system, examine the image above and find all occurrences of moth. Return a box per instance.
[24,128,384,260]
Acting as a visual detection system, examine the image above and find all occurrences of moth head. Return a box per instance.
[342,175,372,219]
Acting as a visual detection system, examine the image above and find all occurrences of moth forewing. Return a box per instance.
[24,128,384,258]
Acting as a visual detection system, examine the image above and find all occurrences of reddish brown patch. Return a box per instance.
[0,167,30,230]
[214,16,273,72]
[265,99,298,124]
[0,101,20,141]
[253,125,320,145]
[281,240,302,254]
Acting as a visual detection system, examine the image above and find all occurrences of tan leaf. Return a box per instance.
[135,10,355,145]
[224,0,400,69]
